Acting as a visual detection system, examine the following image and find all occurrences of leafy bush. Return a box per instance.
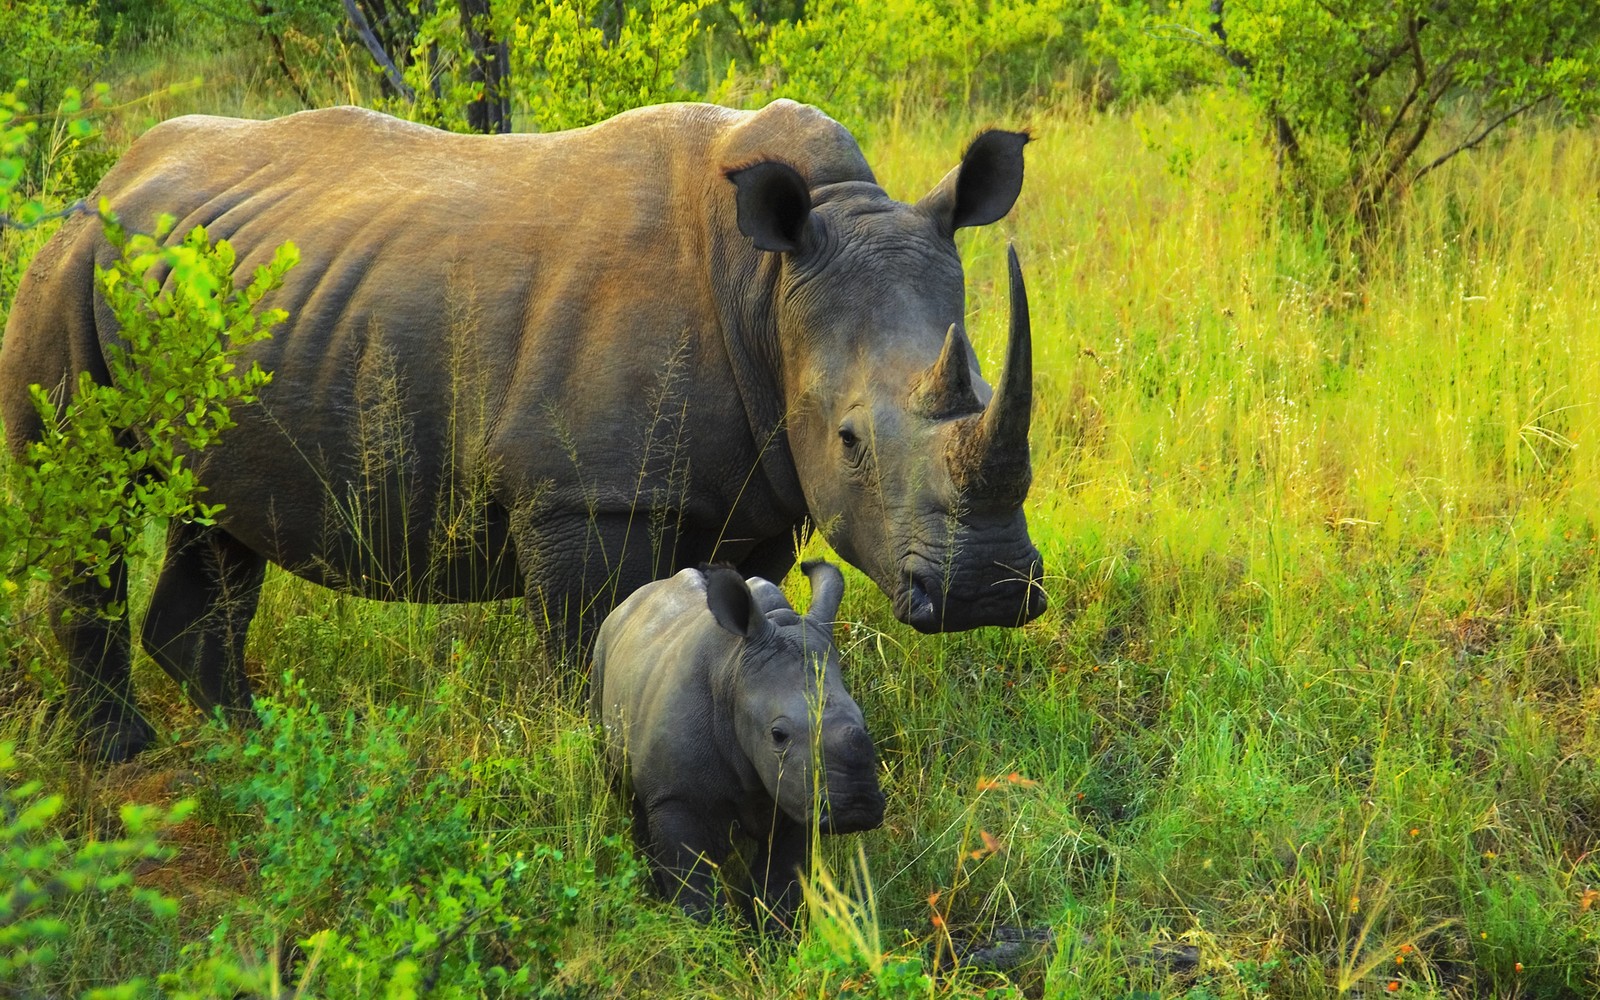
[199,675,646,995]
[508,0,718,131]
[1,191,295,689]
[0,740,190,996]
[753,0,1087,123]
[0,1,109,200]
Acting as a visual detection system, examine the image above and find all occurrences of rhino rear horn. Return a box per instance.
[917,129,1029,234]
[706,566,773,641]
[911,325,981,419]
[951,244,1033,507]
[800,560,845,626]
[726,161,812,253]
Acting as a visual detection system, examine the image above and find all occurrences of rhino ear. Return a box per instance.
[705,566,772,640]
[726,160,812,253]
[917,129,1029,234]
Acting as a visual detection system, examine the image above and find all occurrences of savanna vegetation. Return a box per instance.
[3,1,1600,996]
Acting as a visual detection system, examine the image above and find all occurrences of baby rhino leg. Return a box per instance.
[642,798,729,922]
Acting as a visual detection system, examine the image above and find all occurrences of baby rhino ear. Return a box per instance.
[705,566,772,640]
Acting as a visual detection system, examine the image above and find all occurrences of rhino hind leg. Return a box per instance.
[53,554,155,763]
[140,520,266,724]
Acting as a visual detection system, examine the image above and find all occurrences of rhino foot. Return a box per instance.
[77,705,158,763]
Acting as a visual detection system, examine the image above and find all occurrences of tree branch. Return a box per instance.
[1412,95,1554,183]
[341,0,416,102]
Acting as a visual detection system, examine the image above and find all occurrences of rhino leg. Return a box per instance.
[514,511,684,661]
[53,553,154,763]
[140,520,265,724]
[735,532,799,585]
[642,798,728,922]
[746,817,810,934]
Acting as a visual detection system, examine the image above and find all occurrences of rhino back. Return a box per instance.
[17,102,871,600]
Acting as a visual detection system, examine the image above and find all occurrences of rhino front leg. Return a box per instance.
[734,531,799,586]
[642,799,728,921]
[140,520,265,724]
[747,817,811,934]
[54,553,153,762]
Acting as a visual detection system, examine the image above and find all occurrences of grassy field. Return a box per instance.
[5,27,1600,1000]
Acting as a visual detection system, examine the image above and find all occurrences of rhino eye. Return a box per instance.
[771,726,791,746]
[838,426,860,450]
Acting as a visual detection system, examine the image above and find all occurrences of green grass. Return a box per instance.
[5,35,1600,1000]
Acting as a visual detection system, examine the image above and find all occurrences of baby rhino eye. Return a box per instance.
[771,726,791,746]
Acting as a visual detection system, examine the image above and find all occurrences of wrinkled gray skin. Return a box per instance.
[592,560,884,929]
[0,100,1045,762]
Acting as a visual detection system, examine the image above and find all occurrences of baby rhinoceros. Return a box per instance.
[591,560,885,930]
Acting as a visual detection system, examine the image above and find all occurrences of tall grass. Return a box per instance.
[5,48,1600,998]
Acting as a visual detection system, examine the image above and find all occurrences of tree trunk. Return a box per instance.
[459,0,511,134]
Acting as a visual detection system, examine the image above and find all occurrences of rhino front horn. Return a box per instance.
[953,244,1033,506]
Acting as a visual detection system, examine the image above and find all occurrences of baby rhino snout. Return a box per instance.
[820,724,885,834]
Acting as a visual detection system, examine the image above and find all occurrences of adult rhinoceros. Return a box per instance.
[0,99,1045,761]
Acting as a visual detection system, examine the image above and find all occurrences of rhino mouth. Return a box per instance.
[818,785,886,834]
[896,552,1047,633]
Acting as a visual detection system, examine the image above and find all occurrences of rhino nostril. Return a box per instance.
[904,572,940,629]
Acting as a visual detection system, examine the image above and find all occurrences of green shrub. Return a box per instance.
[0,1,109,200]
[1,194,294,687]
[510,0,717,131]
[200,675,646,994]
[0,739,191,996]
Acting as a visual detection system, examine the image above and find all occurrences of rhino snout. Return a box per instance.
[898,549,1046,633]
[818,724,884,833]
[819,782,886,834]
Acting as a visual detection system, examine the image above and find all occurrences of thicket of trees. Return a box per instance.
[4,0,1597,237]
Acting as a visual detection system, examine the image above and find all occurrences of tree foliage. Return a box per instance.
[1094,0,1600,230]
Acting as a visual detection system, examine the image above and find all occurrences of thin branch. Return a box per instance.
[1412,95,1554,183]
[341,0,416,102]
[0,199,89,232]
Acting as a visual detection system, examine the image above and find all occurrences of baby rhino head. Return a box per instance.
[704,561,886,834]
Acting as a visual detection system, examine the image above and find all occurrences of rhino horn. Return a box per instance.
[911,325,980,419]
[951,244,1033,508]
[800,560,845,626]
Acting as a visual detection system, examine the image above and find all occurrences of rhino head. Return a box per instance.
[705,561,885,834]
[728,131,1046,632]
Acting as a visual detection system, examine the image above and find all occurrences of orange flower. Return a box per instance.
[1008,772,1039,787]
[1409,828,1419,837]
[1515,962,1524,973]
[1400,943,1413,954]
[1580,888,1599,912]
[1386,981,1399,992]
